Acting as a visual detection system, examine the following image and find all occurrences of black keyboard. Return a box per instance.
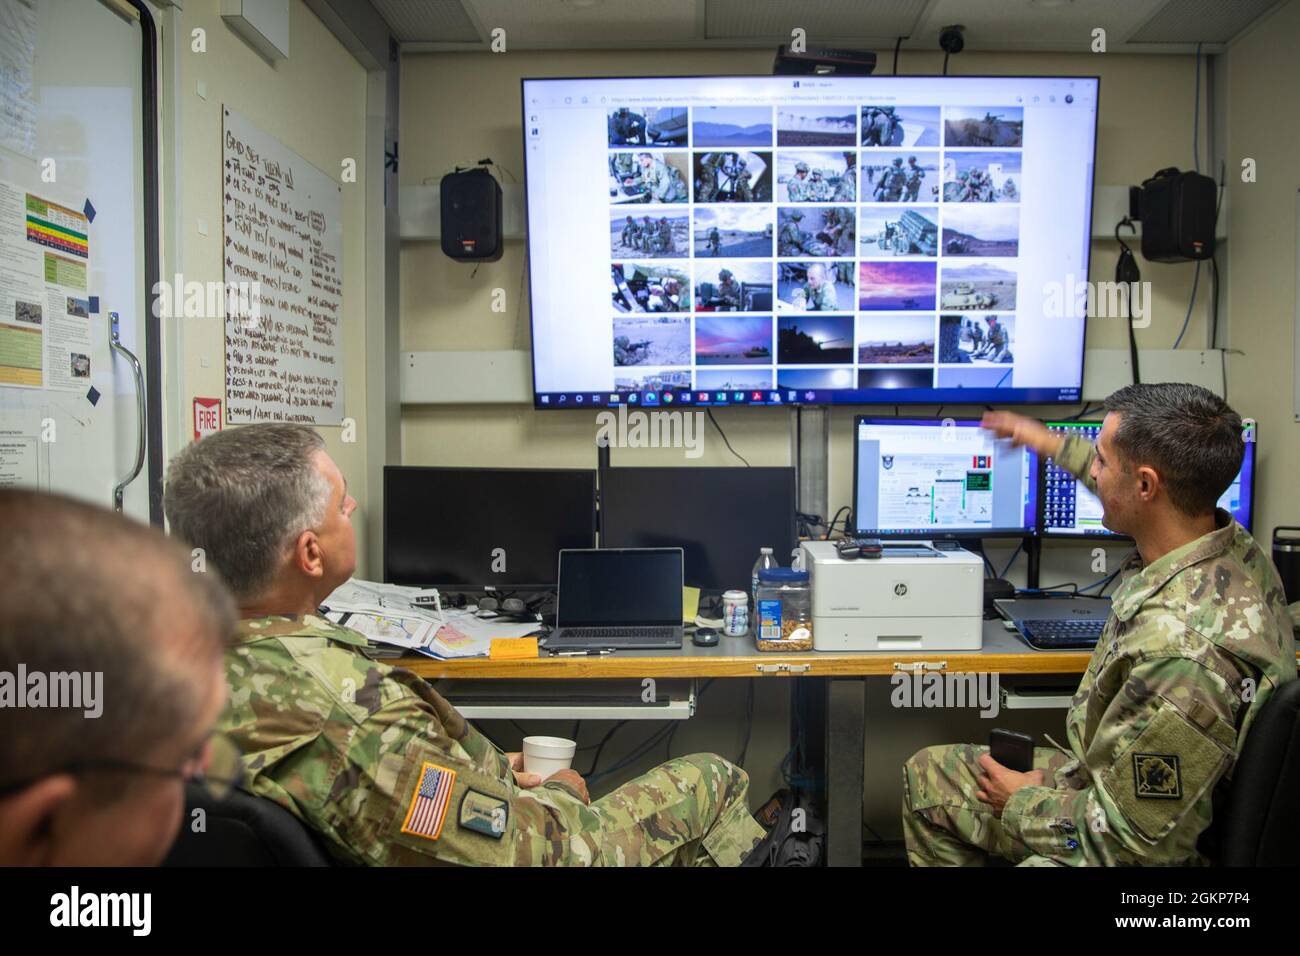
[1015,618,1106,649]
[563,626,675,641]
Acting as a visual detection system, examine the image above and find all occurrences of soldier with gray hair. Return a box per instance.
[0,490,237,865]
[903,384,1295,865]
[165,423,763,866]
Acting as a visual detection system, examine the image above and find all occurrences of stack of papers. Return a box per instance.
[322,579,542,660]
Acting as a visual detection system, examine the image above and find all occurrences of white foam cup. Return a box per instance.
[522,735,577,780]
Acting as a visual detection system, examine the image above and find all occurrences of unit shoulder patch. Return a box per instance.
[459,788,509,839]
[1132,753,1182,800]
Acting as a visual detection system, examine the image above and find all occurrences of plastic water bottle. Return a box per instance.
[751,547,776,634]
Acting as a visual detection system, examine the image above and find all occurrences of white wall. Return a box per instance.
[1225,0,1299,543]
[167,0,374,571]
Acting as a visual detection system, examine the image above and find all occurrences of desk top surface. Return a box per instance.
[393,620,1100,679]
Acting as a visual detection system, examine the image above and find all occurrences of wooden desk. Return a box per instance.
[393,623,1095,679]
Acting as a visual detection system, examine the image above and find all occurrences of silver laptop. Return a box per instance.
[545,548,684,650]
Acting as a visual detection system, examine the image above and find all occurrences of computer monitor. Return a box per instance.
[1038,420,1257,537]
[523,74,1100,409]
[852,416,1037,538]
[383,467,597,588]
[598,466,797,591]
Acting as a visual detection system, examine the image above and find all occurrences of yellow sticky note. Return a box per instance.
[682,586,700,622]
[489,637,538,660]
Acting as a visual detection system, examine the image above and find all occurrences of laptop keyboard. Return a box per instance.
[563,626,676,642]
[1015,618,1106,649]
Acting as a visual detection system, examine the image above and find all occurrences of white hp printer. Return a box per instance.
[800,540,983,651]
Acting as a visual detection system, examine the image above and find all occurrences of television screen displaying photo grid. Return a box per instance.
[522,75,1098,409]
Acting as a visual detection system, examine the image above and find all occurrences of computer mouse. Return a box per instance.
[692,627,720,647]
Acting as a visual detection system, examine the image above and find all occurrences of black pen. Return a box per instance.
[549,648,615,657]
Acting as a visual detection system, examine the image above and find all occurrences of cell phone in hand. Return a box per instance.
[989,728,1035,773]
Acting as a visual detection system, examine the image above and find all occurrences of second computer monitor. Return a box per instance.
[598,466,796,592]
[852,417,1037,538]
[383,466,597,588]
[1039,420,1257,536]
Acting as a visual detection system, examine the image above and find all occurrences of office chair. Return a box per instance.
[1214,678,1300,866]
[163,782,336,867]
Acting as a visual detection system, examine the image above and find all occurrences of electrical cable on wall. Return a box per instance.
[1115,218,1142,382]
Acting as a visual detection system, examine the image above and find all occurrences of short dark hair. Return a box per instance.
[164,424,329,600]
[1103,383,1244,517]
[0,490,235,793]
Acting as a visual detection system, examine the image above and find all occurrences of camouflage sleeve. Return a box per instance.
[1053,432,1099,496]
[1001,655,1237,865]
[384,666,514,784]
[1289,600,1300,634]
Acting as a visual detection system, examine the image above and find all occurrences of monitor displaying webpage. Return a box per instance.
[1041,421,1256,536]
[853,418,1036,537]
[523,75,1098,410]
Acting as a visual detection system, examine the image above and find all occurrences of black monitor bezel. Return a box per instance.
[520,73,1101,411]
[382,465,597,589]
[850,415,1037,540]
[597,464,798,591]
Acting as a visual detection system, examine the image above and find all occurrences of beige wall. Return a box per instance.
[399,46,1216,484]
[170,0,373,571]
[1226,0,1299,542]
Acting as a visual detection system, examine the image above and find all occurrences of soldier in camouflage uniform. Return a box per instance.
[786,161,812,201]
[696,153,721,202]
[832,160,857,202]
[714,269,741,310]
[904,156,925,202]
[982,316,1011,363]
[620,215,638,251]
[778,211,807,256]
[164,424,764,867]
[904,385,1296,866]
[800,263,838,311]
[610,152,641,196]
[642,215,660,252]
[807,168,830,201]
[735,159,754,201]
[637,153,687,203]
[706,226,722,256]
[874,158,906,202]
[652,217,670,254]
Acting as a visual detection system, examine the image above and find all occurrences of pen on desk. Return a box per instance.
[549,648,615,657]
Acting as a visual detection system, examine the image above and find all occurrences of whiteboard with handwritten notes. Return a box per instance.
[222,107,344,425]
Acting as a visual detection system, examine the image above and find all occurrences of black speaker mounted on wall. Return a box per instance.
[440,167,503,262]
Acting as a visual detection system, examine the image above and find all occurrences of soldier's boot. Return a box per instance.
[586,752,764,866]
[901,743,1072,866]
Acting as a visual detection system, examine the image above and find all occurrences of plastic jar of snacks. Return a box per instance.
[755,568,813,651]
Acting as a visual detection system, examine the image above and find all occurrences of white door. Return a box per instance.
[0,0,156,523]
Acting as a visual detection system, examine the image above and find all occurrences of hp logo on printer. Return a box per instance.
[893,582,909,597]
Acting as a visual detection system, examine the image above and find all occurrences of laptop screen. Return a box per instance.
[557,549,683,627]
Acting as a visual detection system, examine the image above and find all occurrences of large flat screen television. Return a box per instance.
[522,74,1098,409]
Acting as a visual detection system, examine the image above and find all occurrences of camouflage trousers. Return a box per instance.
[514,753,764,866]
[902,743,1074,866]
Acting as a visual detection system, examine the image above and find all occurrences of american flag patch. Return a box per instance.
[400,762,457,842]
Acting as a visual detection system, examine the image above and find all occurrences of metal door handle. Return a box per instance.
[108,311,146,512]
